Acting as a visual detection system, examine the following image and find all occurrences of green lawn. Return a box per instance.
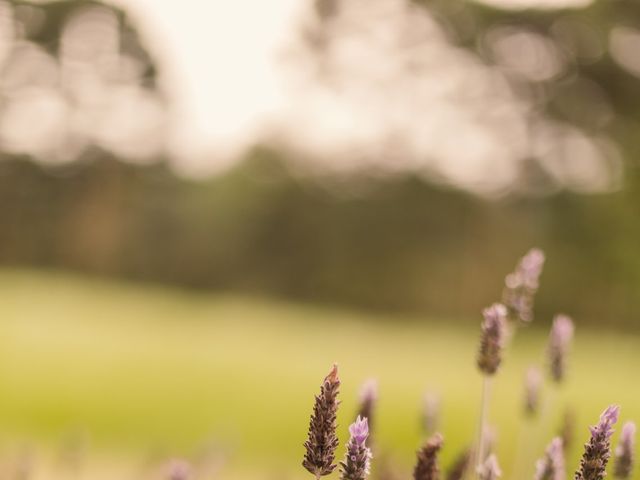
[0,269,637,479]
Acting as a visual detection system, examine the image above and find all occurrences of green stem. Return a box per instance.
[475,376,492,478]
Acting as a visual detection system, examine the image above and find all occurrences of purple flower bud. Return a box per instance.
[340,416,373,480]
[614,421,636,479]
[534,437,565,480]
[477,304,508,376]
[477,454,501,480]
[588,405,620,441]
[349,416,370,446]
[548,314,574,383]
[524,366,543,417]
[502,248,545,323]
[575,405,620,480]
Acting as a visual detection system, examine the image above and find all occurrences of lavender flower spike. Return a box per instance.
[357,379,378,437]
[575,405,620,480]
[534,437,565,480]
[524,366,543,417]
[548,315,575,383]
[477,304,508,375]
[304,364,341,478]
[340,416,372,480]
[502,248,545,323]
[413,433,444,480]
[614,421,636,479]
[477,454,502,480]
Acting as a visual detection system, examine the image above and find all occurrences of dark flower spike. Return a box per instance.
[477,304,508,376]
[548,315,575,383]
[413,433,443,480]
[477,454,502,480]
[502,248,545,323]
[575,405,620,480]
[534,437,565,480]
[303,364,341,478]
[357,379,378,438]
[340,416,372,480]
[614,421,636,479]
[445,448,471,480]
[524,366,543,417]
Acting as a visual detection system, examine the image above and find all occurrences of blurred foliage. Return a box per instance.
[421,0,640,165]
[1,0,640,328]
[1,150,639,328]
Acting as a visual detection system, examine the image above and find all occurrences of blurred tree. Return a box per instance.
[420,0,640,169]
[0,0,166,163]
[0,0,639,329]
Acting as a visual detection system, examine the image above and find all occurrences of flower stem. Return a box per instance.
[475,376,492,478]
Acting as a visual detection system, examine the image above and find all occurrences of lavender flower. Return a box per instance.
[614,422,636,479]
[524,366,543,417]
[502,248,545,323]
[340,416,372,480]
[357,379,378,438]
[575,405,620,480]
[423,392,441,436]
[477,454,502,480]
[304,364,341,478]
[534,437,565,480]
[413,433,443,480]
[477,304,508,376]
[548,315,575,383]
[167,459,191,480]
[446,448,471,480]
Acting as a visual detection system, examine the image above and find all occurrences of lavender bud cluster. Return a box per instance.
[534,437,565,480]
[502,248,545,323]
[575,405,620,480]
[477,303,508,376]
[548,315,575,383]
[340,416,372,480]
[614,421,636,479]
[304,364,341,478]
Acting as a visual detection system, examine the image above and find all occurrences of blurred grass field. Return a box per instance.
[0,269,638,479]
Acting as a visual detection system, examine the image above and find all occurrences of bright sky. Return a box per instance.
[106,0,304,173]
